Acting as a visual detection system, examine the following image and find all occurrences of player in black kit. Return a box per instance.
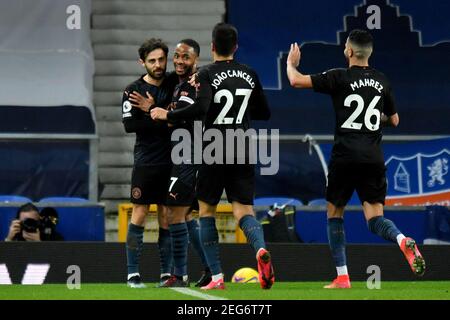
[286,29,425,289]
[153,39,211,288]
[122,38,177,288]
[152,23,274,290]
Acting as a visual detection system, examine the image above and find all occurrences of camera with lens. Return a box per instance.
[20,218,41,233]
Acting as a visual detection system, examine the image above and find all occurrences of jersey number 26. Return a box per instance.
[341,94,381,131]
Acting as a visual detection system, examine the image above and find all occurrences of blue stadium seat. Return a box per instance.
[254,197,304,207]
[308,198,328,206]
[0,195,33,203]
[39,197,88,203]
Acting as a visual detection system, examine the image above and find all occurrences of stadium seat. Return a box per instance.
[254,197,304,207]
[308,198,327,206]
[39,197,88,203]
[0,195,33,203]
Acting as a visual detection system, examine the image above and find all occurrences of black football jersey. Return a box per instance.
[166,60,270,162]
[122,73,177,166]
[168,78,198,161]
[168,79,198,132]
[311,66,397,164]
[197,60,270,132]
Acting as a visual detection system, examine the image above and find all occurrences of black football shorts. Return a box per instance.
[130,165,171,205]
[326,161,387,207]
[196,164,255,205]
[166,164,198,207]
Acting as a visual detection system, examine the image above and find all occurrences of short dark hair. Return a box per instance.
[212,23,238,56]
[138,38,169,60]
[179,39,200,56]
[348,29,373,48]
[16,202,39,218]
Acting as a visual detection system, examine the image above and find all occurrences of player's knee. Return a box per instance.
[168,207,188,224]
[231,202,254,220]
[131,204,148,225]
[198,200,216,217]
[326,203,344,219]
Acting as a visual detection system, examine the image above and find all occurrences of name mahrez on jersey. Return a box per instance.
[211,69,255,89]
[350,78,384,93]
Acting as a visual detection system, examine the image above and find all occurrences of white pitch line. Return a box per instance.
[170,287,228,300]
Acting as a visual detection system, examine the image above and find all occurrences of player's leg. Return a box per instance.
[324,203,350,288]
[154,164,174,285]
[232,201,274,289]
[323,161,353,289]
[195,164,225,290]
[157,204,173,284]
[226,164,274,289]
[127,166,154,288]
[186,211,211,287]
[160,164,207,287]
[127,203,148,288]
[198,200,225,289]
[159,205,190,287]
[359,164,425,276]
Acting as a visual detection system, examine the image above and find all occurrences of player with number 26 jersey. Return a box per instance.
[311,66,396,164]
[286,29,425,290]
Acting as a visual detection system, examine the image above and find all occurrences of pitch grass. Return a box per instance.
[0,282,449,300]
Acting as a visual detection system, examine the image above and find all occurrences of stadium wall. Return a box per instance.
[1,243,449,284]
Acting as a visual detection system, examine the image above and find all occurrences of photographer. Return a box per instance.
[4,203,64,241]
[5,203,41,241]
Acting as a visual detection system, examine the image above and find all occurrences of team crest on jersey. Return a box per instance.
[132,187,142,199]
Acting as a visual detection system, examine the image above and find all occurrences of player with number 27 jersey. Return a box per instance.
[197,60,270,134]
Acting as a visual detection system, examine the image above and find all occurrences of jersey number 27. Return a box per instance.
[213,88,252,125]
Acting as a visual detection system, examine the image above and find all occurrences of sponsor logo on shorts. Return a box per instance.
[169,192,178,200]
[132,187,142,199]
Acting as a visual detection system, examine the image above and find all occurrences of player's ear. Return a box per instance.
[234,44,238,53]
[348,47,353,58]
[138,58,145,67]
[211,42,215,53]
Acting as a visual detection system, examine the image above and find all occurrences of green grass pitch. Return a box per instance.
[0,282,449,300]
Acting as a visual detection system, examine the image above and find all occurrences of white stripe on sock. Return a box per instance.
[336,266,348,276]
[397,234,406,246]
[212,273,223,282]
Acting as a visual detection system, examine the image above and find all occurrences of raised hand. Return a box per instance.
[188,73,200,91]
[287,42,301,67]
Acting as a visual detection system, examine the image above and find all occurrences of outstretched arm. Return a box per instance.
[286,42,313,89]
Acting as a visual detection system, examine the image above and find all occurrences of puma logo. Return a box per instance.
[169,192,178,200]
